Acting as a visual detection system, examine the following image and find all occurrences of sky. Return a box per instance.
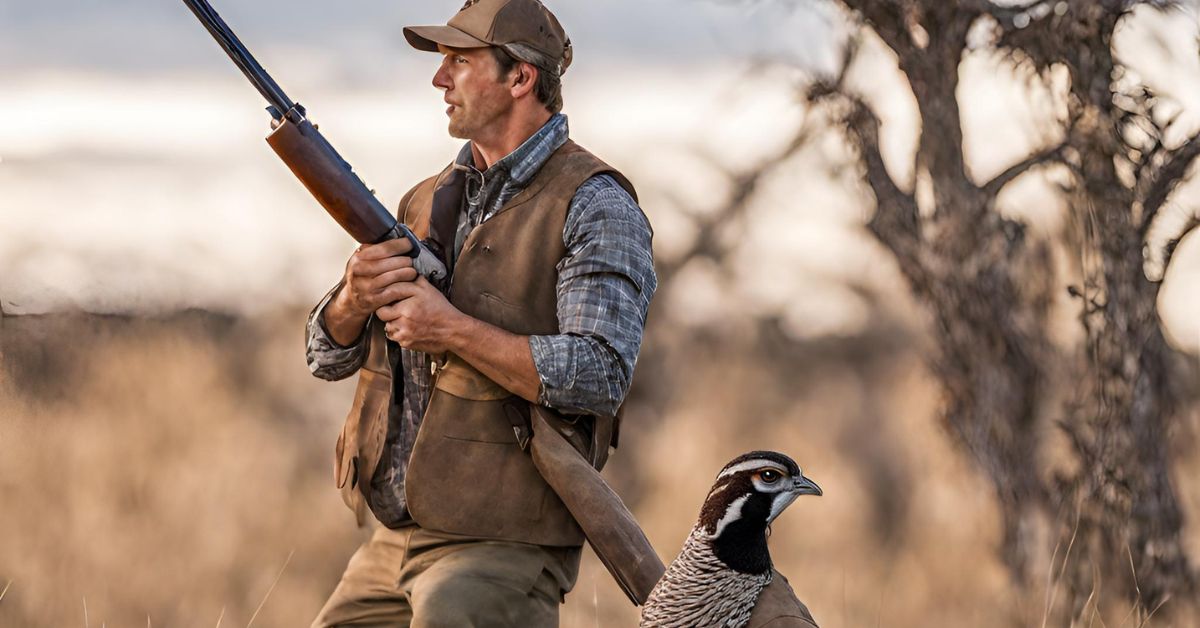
[0,0,1197,350]
[0,0,852,320]
[0,0,841,74]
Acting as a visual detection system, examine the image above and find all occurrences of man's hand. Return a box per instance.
[378,279,543,402]
[340,238,418,316]
[324,238,417,346]
[330,239,542,402]
[377,276,465,354]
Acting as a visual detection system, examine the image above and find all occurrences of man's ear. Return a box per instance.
[511,62,538,99]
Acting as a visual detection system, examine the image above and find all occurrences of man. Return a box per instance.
[304,0,656,625]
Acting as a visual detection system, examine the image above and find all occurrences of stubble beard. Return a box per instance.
[446,97,508,141]
[447,109,471,140]
[447,102,489,140]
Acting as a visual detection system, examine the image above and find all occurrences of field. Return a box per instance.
[3,307,1196,627]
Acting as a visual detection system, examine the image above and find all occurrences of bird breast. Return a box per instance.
[640,529,773,628]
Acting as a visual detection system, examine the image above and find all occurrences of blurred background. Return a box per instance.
[2,0,1199,625]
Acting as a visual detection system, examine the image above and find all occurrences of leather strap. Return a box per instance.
[433,353,532,450]
[433,353,510,401]
[529,406,665,605]
[433,353,623,462]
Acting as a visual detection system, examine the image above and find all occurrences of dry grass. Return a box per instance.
[0,309,1196,626]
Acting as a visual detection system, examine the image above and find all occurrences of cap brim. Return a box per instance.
[403,25,491,52]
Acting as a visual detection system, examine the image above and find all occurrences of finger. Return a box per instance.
[357,236,415,261]
[376,302,402,322]
[360,293,397,314]
[382,281,423,303]
[354,253,413,277]
[356,258,411,281]
[358,281,415,312]
[368,268,419,290]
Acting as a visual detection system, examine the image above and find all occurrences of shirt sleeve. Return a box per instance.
[305,281,370,382]
[529,174,657,417]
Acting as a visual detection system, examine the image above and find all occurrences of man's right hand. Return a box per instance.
[323,237,418,347]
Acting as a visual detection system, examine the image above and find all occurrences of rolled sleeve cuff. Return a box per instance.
[529,334,627,417]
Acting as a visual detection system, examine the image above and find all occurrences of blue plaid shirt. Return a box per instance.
[305,114,656,526]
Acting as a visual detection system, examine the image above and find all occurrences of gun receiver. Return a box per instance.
[181,0,447,285]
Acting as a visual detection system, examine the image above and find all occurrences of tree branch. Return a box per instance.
[837,0,916,57]
[966,0,1054,26]
[839,97,921,256]
[802,20,920,264]
[1162,215,1199,276]
[983,142,1067,198]
[656,120,816,285]
[1132,109,1180,195]
[1141,132,1200,236]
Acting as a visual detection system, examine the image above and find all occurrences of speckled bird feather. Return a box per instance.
[639,528,772,628]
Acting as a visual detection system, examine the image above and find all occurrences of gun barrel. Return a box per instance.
[180,0,449,286]
[181,0,294,114]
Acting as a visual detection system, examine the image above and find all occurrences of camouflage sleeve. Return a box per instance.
[305,282,369,382]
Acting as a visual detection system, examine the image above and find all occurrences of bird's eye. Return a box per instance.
[760,470,781,483]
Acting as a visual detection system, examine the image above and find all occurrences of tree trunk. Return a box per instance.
[809,0,1198,617]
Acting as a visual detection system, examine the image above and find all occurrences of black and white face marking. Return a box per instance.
[700,452,818,537]
[695,451,822,574]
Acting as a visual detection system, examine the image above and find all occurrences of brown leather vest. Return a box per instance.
[333,140,638,547]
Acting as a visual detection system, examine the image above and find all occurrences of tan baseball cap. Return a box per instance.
[404,0,572,74]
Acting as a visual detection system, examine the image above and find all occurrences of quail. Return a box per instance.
[640,451,822,628]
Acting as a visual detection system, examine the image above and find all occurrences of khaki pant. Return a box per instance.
[313,524,582,627]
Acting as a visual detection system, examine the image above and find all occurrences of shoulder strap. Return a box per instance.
[400,163,461,272]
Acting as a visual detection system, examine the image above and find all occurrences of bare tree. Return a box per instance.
[775,0,1199,616]
[1005,1,1200,614]
[807,1,1060,589]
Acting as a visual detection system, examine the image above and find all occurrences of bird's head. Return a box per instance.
[694,451,822,574]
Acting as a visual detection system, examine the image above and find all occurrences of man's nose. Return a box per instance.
[432,61,452,92]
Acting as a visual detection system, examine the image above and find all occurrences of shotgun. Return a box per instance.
[181,0,447,285]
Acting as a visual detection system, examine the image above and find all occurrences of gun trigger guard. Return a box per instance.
[402,230,423,259]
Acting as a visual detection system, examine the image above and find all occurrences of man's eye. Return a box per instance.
[455,56,468,64]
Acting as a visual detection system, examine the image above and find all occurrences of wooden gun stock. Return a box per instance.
[529,408,666,606]
[264,113,447,284]
[266,115,397,244]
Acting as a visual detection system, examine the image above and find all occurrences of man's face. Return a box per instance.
[433,45,515,140]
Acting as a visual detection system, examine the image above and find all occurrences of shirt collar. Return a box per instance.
[452,113,570,186]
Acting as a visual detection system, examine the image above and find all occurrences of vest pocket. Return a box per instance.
[435,388,523,444]
[406,388,549,527]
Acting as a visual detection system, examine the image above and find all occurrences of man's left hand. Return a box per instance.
[377,276,463,354]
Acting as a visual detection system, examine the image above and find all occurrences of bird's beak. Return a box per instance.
[793,475,823,496]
